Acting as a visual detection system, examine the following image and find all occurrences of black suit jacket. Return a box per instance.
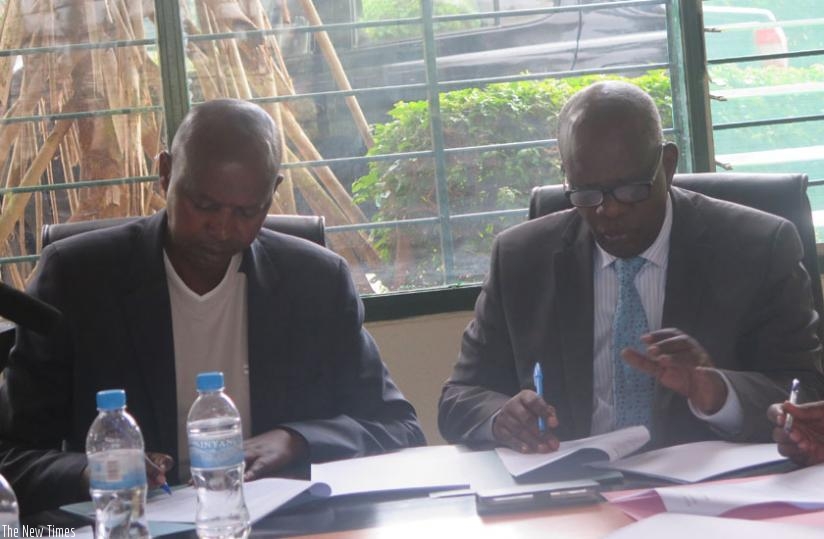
[0,211,425,514]
[439,187,824,446]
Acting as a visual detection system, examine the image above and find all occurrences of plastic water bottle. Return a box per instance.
[0,473,19,538]
[187,372,250,539]
[86,389,150,539]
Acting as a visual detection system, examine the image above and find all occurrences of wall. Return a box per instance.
[366,311,474,445]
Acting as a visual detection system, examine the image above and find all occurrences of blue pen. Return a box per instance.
[784,378,801,434]
[145,454,173,496]
[533,362,546,433]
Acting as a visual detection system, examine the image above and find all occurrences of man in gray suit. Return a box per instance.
[438,81,824,453]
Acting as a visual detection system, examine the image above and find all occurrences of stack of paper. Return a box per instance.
[592,440,786,483]
[62,477,331,536]
[311,444,472,496]
[495,426,650,478]
[609,462,824,520]
[145,478,331,522]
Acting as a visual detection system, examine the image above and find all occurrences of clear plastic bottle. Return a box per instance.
[0,473,19,538]
[187,372,250,539]
[86,389,150,539]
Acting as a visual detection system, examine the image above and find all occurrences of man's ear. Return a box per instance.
[158,151,172,194]
[662,142,679,188]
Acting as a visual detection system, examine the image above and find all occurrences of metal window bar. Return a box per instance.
[0,0,682,278]
[703,4,824,187]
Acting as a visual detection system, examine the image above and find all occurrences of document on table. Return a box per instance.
[146,477,330,522]
[311,445,472,496]
[62,477,331,525]
[610,462,824,520]
[495,426,650,477]
[592,440,786,483]
[605,513,824,539]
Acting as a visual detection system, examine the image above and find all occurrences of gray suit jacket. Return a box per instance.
[439,187,824,447]
[0,211,425,514]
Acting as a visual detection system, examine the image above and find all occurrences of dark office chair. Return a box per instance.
[528,172,824,341]
[0,322,14,369]
[41,213,326,248]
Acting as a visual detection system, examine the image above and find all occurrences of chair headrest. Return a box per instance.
[41,214,327,248]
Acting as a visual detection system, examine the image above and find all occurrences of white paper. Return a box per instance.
[595,441,785,483]
[311,445,471,496]
[605,513,824,539]
[613,462,824,518]
[145,477,330,523]
[495,426,650,477]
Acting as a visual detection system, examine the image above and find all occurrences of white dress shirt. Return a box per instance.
[590,195,743,435]
[164,252,252,480]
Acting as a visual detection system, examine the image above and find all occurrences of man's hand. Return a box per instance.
[243,428,309,481]
[621,328,727,414]
[768,401,824,466]
[492,390,559,453]
[145,452,174,490]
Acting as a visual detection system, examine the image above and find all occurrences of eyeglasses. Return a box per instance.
[564,143,664,208]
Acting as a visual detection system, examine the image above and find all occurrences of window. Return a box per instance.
[702,0,824,238]
[0,0,689,295]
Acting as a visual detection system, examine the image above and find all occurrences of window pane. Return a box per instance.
[0,1,164,289]
[704,1,824,63]
[250,1,678,293]
[705,1,824,238]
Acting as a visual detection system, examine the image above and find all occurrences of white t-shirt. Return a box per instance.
[163,252,252,480]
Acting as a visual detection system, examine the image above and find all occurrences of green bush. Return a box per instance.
[354,63,823,289]
[353,71,673,289]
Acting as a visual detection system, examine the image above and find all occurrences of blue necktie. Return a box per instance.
[612,256,655,430]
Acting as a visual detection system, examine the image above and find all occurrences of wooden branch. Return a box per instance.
[280,105,368,224]
[296,0,373,148]
[0,118,73,245]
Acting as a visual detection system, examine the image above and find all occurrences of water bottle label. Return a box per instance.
[88,448,147,490]
[189,432,243,469]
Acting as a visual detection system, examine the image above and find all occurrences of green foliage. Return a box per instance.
[353,70,673,289]
[361,0,480,42]
[354,63,824,289]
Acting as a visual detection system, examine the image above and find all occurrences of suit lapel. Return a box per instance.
[655,189,712,439]
[120,212,178,457]
[554,216,595,438]
[242,236,290,436]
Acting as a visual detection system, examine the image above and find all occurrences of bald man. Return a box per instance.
[0,99,425,515]
[438,81,824,453]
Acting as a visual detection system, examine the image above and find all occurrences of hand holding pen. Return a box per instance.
[491,362,559,454]
[783,378,800,434]
[768,380,824,467]
[145,452,173,495]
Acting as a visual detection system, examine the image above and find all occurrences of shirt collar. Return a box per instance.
[595,194,673,270]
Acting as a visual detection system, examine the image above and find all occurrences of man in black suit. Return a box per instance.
[0,98,425,515]
[439,81,824,453]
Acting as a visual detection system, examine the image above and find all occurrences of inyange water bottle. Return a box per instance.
[187,372,250,539]
[86,389,150,539]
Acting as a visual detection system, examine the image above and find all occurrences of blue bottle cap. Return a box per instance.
[196,372,225,391]
[96,389,126,410]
